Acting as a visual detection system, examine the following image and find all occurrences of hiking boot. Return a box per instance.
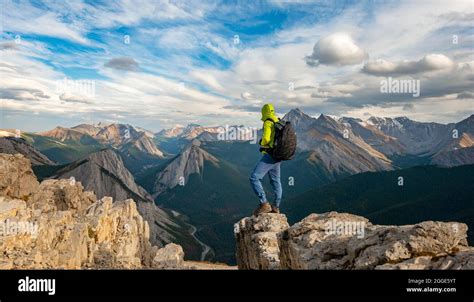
[271,206,280,214]
[253,202,272,216]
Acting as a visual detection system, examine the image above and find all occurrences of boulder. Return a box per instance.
[0,154,39,199]
[235,211,474,270]
[152,243,184,269]
[235,213,289,269]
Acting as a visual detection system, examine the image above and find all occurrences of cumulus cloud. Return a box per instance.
[327,61,474,111]
[0,88,50,101]
[305,33,368,67]
[59,93,93,104]
[104,57,139,71]
[362,54,454,76]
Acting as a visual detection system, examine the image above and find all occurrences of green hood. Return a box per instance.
[261,103,278,122]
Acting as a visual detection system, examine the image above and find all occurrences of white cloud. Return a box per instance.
[190,71,224,91]
[1,1,89,44]
[362,54,454,76]
[305,33,368,66]
[2,0,473,129]
[1,0,213,46]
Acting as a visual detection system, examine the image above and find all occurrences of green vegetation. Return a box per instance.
[284,164,474,244]
[153,136,187,155]
[156,159,257,264]
[32,164,68,181]
[23,133,103,165]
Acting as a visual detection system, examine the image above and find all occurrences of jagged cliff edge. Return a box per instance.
[0,153,227,269]
[235,212,474,269]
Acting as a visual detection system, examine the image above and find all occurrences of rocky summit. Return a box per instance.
[235,212,474,270]
[0,153,185,269]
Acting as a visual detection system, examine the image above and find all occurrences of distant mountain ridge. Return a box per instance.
[39,122,164,159]
[348,114,474,166]
[0,136,55,166]
[282,109,393,174]
[157,123,222,140]
[26,110,474,168]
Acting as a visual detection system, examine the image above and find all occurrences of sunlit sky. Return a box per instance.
[1,0,473,132]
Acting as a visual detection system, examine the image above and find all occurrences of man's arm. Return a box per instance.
[260,120,273,147]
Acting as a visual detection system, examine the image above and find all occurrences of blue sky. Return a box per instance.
[1,0,473,132]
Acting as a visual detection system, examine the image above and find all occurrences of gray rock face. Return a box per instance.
[365,116,451,156]
[152,140,219,196]
[235,212,474,270]
[0,137,55,166]
[339,117,406,156]
[362,114,474,167]
[119,132,163,157]
[282,109,393,175]
[54,149,152,201]
[234,213,289,269]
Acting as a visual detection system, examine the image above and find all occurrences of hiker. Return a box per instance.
[250,103,296,216]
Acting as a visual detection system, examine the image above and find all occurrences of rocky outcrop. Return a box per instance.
[234,213,289,269]
[0,153,39,199]
[0,153,184,269]
[50,149,189,247]
[235,211,474,270]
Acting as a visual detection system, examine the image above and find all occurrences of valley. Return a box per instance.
[1,109,473,264]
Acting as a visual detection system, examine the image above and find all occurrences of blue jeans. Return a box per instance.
[249,154,282,207]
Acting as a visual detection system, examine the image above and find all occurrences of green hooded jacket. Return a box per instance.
[260,103,279,153]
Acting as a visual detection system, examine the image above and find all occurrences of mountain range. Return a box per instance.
[1,108,472,264]
[284,164,474,244]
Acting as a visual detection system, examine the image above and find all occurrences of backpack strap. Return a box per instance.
[265,118,280,124]
[265,118,274,124]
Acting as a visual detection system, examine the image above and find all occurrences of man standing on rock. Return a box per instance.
[249,103,283,216]
[250,104,297,216]
[250,104,296,216]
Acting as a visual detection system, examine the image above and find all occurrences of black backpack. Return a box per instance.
[266,119,297,161]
